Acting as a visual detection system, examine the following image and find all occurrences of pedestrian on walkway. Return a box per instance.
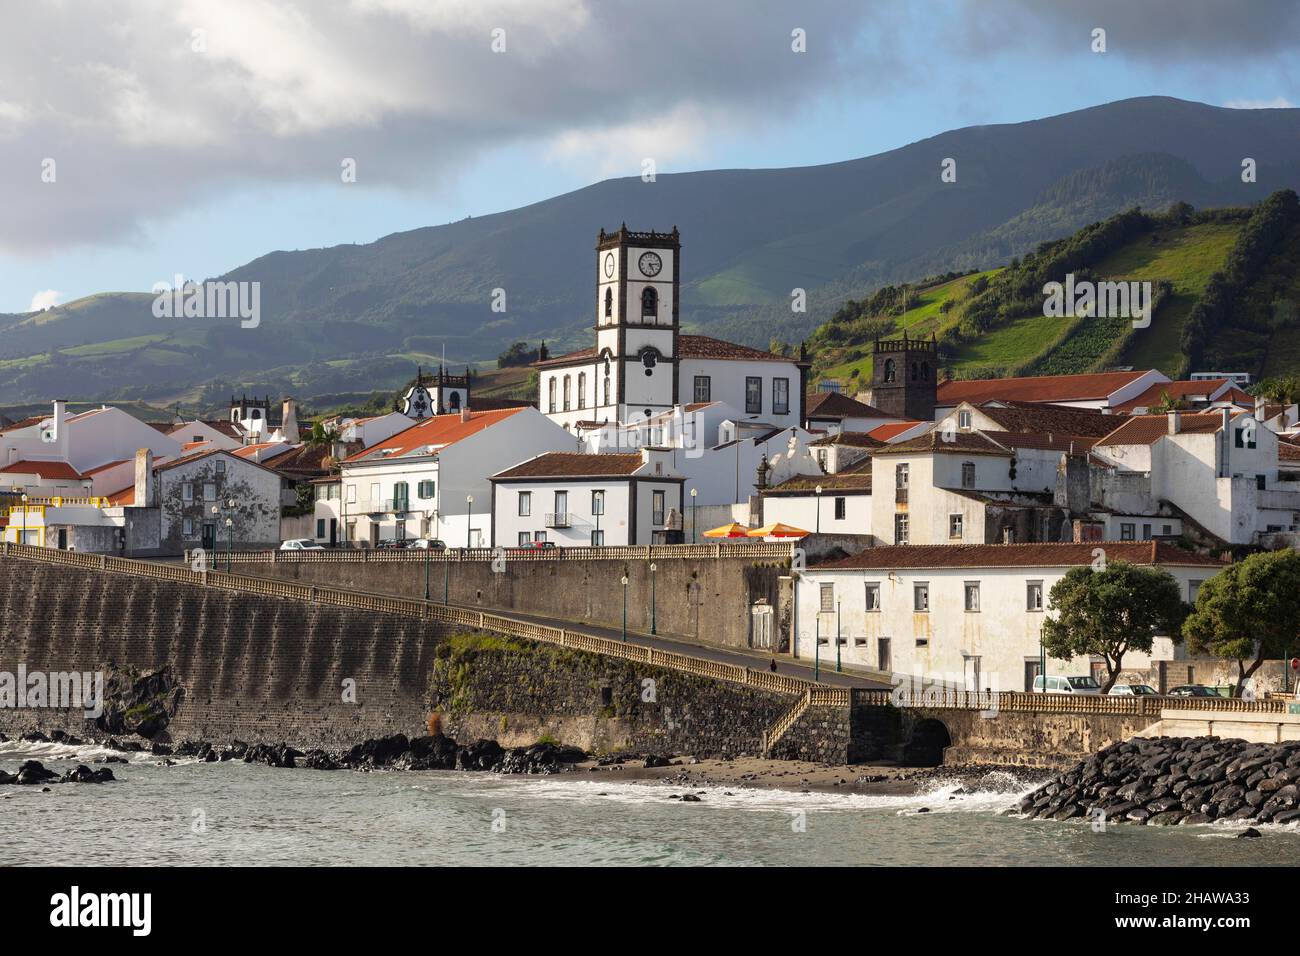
[769,658,777,673]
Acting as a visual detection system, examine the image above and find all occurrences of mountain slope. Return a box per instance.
[2,96,1300,404]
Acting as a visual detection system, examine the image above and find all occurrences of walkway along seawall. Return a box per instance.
[194,545,794,651]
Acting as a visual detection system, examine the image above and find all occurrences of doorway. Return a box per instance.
[201,523,216,551]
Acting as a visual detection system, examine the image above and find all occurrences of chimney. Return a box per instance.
[1255,395,1267,422]
[460,407,471,424]
[133,448,153,508]
[1167,411,1180,435]
[280,398,299,443]
[51,399,68,457]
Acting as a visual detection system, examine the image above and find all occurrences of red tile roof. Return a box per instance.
[345,408,525,463]
[81,459,131,476]
[868,421,924,442]
[1097,411,1240,446]
[813,541,1225,571]
[805,392,890,420]
[972,400,1119,438]
[937,370,1153,406]
[1111,379,1237,413]
[493,452,648,479]
[873,430,1010,456]
[0,460,84,479]
[809,431,885,448]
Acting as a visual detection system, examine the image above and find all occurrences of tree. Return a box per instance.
[307,420,339,447]
[1184,550,1300,696]
[1148,390,1191,414]
[1040,561,1187,692]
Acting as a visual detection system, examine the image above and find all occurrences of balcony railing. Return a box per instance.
[364,498,413,514]
[544,512,571,528]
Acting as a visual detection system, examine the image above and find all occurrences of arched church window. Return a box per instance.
[910,363,918,381]
[449,391,461,410]
[641,287,657,320]
[604,287,613,320]
[921,362,930,381]
[577,373,586,409]
[548,378,557,413]
[563,375,571,411]
[883,359,896,383]
[603,375,610,406]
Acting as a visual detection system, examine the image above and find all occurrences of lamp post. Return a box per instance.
[443,548,450,604]
[836,597,842,673]
[649,562,657,634]
[814,613,821,683]
[621,574,629,642]
[594,491,602,546]
[815,484,823,534]
[20,493,29,546]
[225,516,233,571]
[690,487,697,543]
[423,537,431,601]
[465,494,473,550]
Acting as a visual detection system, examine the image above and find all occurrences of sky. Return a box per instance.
[1,0,1297,313]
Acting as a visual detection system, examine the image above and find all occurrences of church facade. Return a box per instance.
[535,226,810,436]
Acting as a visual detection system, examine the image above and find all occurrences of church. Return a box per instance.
[535,226,810,437]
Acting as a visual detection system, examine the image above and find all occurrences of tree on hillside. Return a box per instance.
[1149,390,1191,414]
[1040,561,1187,692]
[1183,549,1300,696]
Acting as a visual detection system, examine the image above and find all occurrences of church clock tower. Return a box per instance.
[594,224,680,422]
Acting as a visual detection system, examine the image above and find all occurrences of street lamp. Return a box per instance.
[465,494,474,550]
[690,487,698,543]
[836,597,842,673]
[212,498,236,571]
[621,574,629,642]
[649,562,657,634]
[814,613,821,682]
[20,493,29,547]
[815,484,823,534]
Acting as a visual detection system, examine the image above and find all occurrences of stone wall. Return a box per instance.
[429,632,788,757]
[232,553,790,649]
[0,559,444,748]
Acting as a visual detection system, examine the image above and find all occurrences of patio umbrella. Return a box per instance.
[746,522,809,539]
[702,521,751,538]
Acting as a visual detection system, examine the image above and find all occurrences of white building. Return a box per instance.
[1091,409,1300,545]
[536,226,809,435]
[320,407,576,548]
[793,541,1225,691]
[491,449,684,547]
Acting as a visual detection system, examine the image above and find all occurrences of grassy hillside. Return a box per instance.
[807,197,1300,387]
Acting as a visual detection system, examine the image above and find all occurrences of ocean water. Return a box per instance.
[3,740,1298,866]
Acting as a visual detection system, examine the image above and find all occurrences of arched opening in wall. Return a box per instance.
[641,287,657,320]
[448,391,461,410]
[902,718,952,767]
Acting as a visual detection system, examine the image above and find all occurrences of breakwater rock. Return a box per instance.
[1018,736,1300,826]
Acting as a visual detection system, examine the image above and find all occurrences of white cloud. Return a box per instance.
[28,289,63,311]
[0,0,880,253]
[1224,97,1296,110]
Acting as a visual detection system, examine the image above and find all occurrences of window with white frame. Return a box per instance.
[518,491,531,517]
[819,582,834,613]
[913,582,929,612]
[182,482,193,501]
[964,581,980,612]
[961,461,975,489]
[203,482,216,502]
[864,582,881,611]
[949,513,963,539]
[1027,580,1044,611]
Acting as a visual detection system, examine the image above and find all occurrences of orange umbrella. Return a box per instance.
[703,521,751,538]
[746,522,809,539]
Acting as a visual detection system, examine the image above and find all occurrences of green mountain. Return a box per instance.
[2,96,1300,406]
[808,190,1300,390]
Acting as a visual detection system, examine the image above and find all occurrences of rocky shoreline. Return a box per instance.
[1,729,1051,799]
[1018,736,1300,827]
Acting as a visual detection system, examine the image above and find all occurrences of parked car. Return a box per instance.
[1032,675,1103,695]
[374,539,407,550]
[279,539,325,551]
[1167,684,1219,698]
[406,538,446,551]
[1108,683,1159,696]
[510,540,558,551]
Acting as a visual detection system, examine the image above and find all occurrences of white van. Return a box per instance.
[1032,675,1103,695]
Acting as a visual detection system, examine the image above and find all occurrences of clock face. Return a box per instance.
[603,252,615,278]
[638,251,663,277]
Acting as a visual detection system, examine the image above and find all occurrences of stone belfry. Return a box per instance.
[866,333,937,421]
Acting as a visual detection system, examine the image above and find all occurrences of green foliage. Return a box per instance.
[1183,550,1300,695]
[1040,561,1187,692]
[497,341,543,368]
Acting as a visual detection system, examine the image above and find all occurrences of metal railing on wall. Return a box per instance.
[180,541,798,564]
